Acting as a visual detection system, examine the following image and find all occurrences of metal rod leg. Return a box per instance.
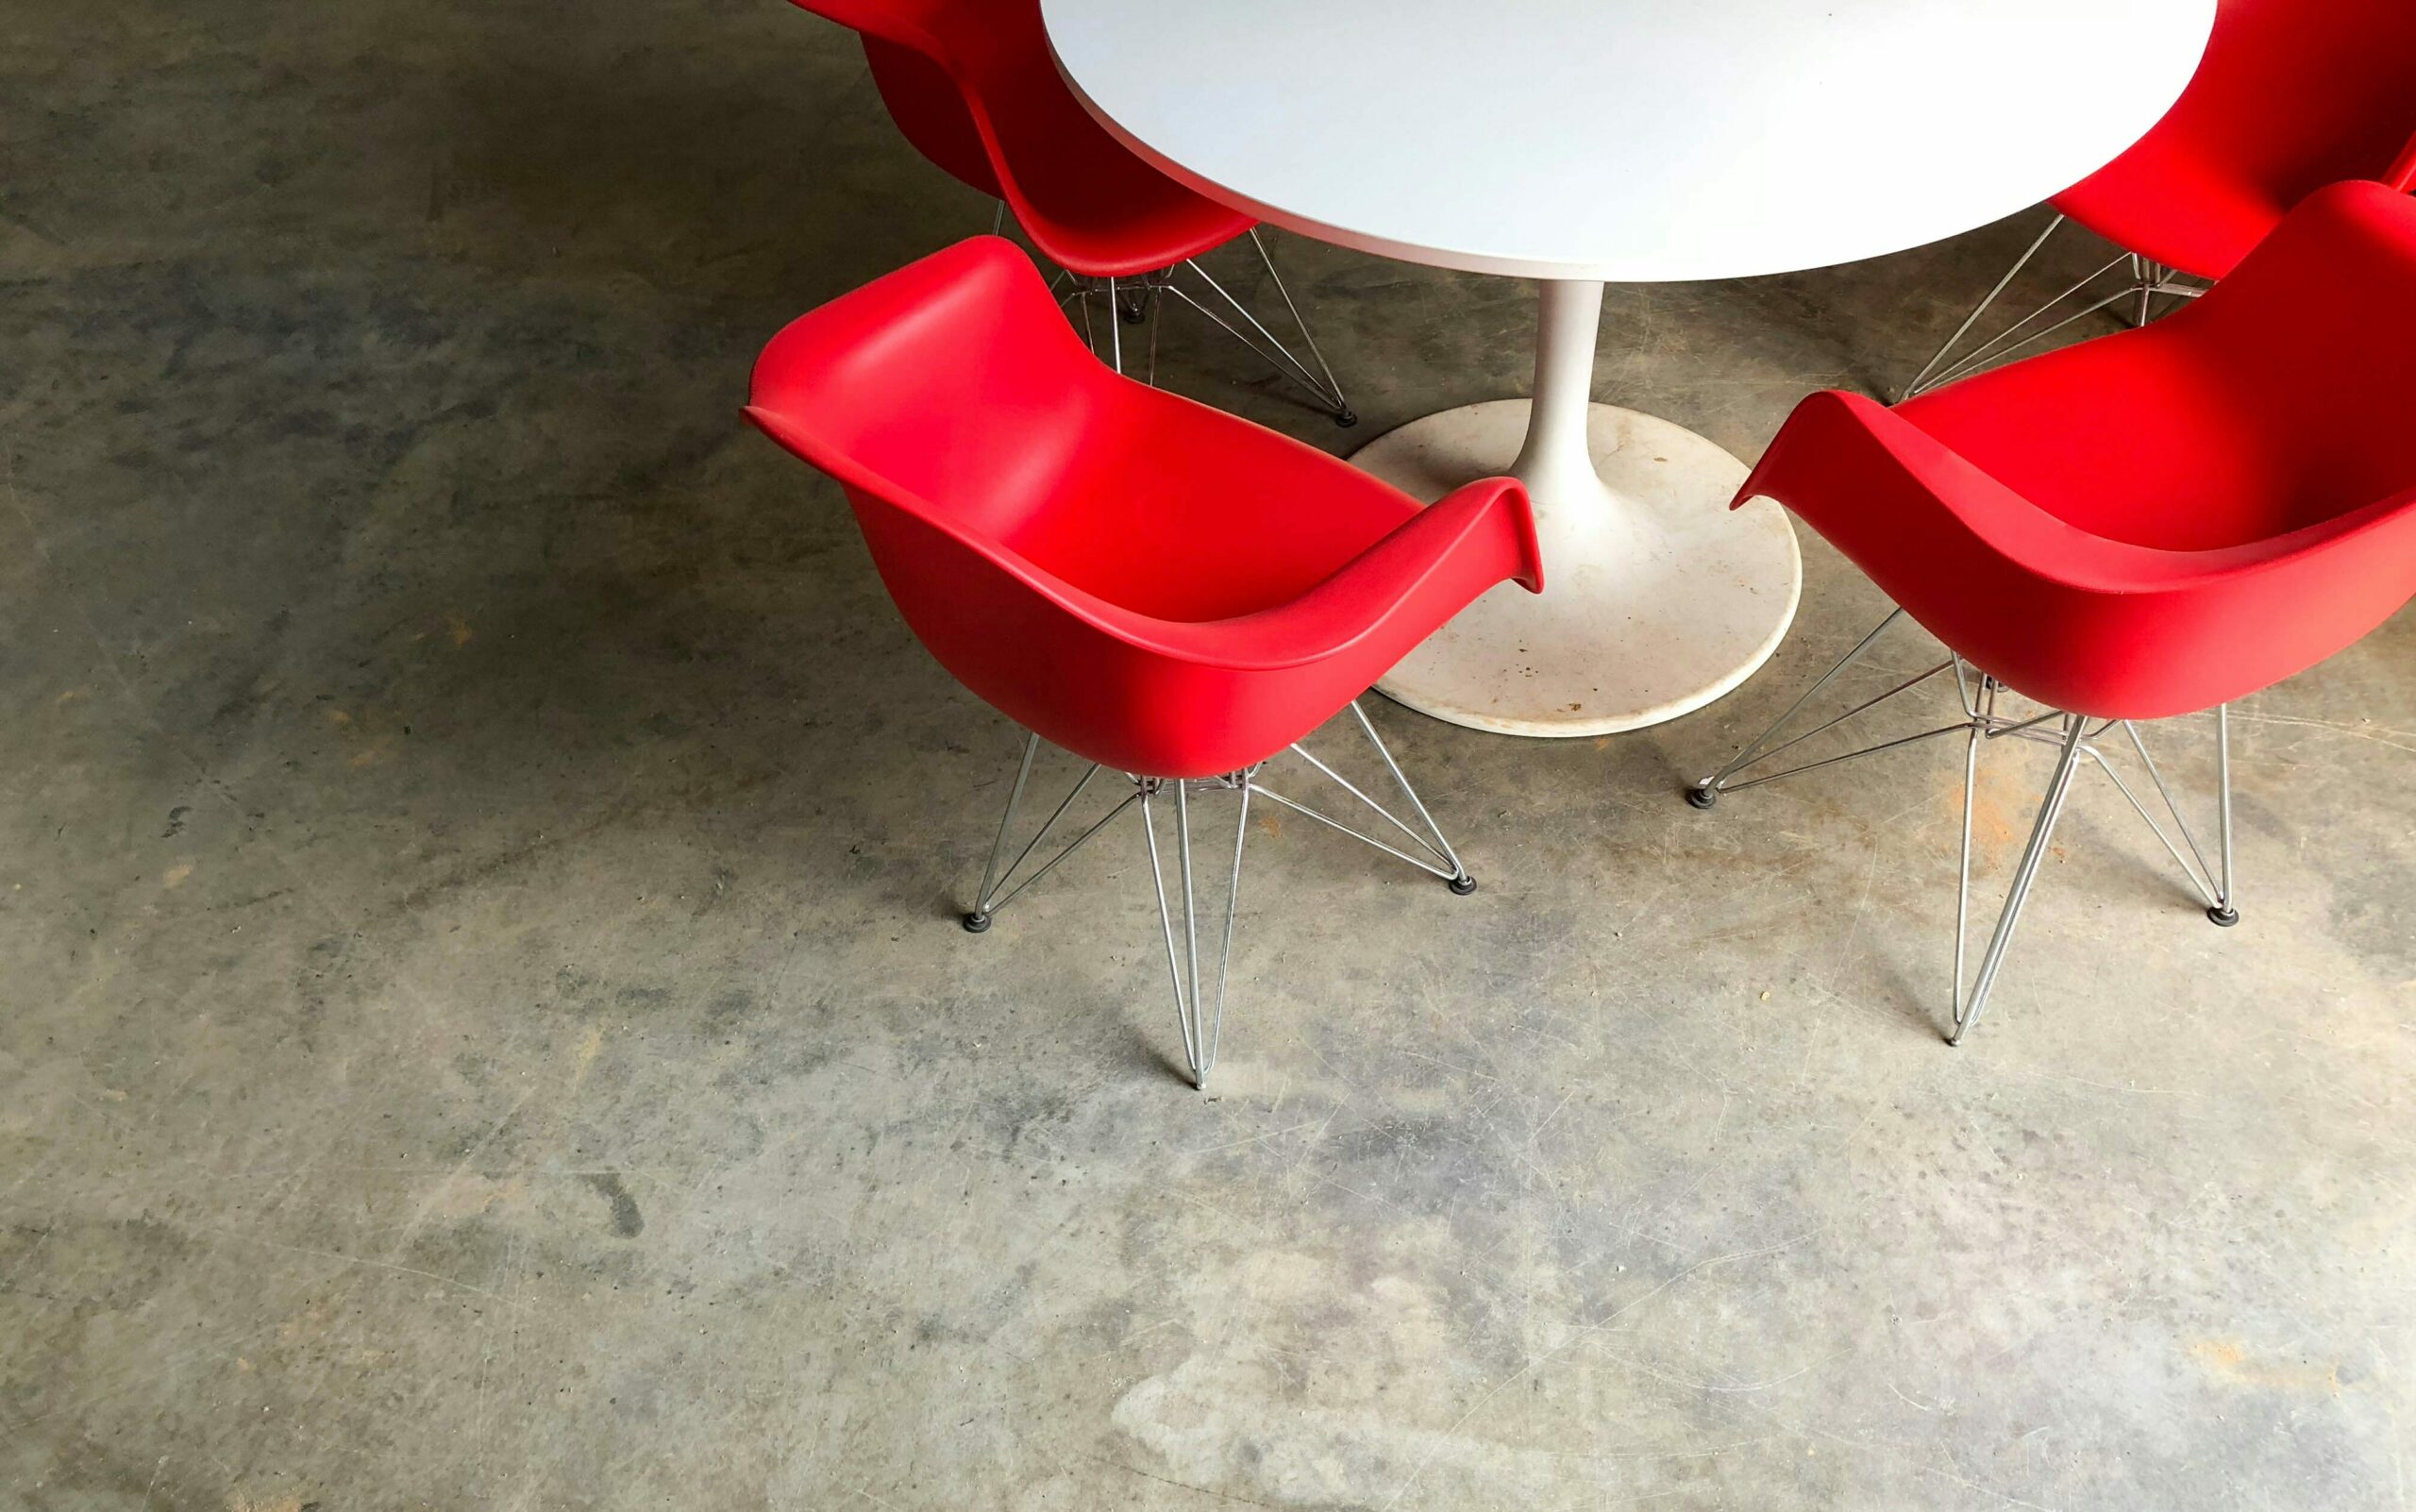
[1954,718,1981,1014]
[2084,715,2239,918]
[1208,778,1250,1079]
[1917,273,2136,394]
[1248,228,1353,426]
[1690,608,1904,804]
[1951,714,2089,1045]
[2089,722,2220,908]
[1141,783,1181,1061]
[1167,259,1352,422]
[1146,270,1165,386]
[2210,704,2239,926]
[1348,699,1474,891]
[965,737,1128,927]
[1105,276,1123,373]
[1264,706,1466,884]
[965,733,1040,932]
[1904,214,2062,398]
[1177,781,1200,1078]
[1142,778,1251,1089]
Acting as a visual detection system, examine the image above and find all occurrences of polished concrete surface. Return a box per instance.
[5,4,2414,1508]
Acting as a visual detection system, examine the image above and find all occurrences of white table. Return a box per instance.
[1042,0,2214,736]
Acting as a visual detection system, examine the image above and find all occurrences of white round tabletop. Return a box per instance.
[1042,0,2216,283]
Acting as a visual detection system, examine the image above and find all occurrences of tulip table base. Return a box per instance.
[1355,280,1800,738]
[1356,400,1799,736]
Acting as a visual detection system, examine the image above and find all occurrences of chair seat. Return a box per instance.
[1898,326,2373,554]
[1001,397,1418,622]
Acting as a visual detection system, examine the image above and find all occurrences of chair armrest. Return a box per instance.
[1114,478,1542,673]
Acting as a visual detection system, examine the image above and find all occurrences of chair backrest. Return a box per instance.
[752,236,1099,520]
[790,0,1196,272]
[861,37,1001,197]
[805,2,1070,189]
[786,1,999,194]
[2158,0,2416,200]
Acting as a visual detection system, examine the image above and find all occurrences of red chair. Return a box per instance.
[1692,181,2416,1041]
[786,0,1355,424]
[1906,0,2416,396]
[746,237,1541,1085]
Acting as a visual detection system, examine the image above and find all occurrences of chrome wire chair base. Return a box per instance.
[963,700,1471,1087]
[1903,214,2206,399]
[1001,206,1353,425]
[1687,609,2239,1043]
[1138,771,1251,1086]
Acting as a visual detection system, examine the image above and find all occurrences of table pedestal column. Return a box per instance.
[1356,279,1802,737]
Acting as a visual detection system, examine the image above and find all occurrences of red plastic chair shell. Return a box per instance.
[745,237,1542,779]
[2054,0,2416,277]
[1741,181,2416,721]
[787,0,1252,277]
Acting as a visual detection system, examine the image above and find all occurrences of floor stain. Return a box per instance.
[582,1172,644,1237]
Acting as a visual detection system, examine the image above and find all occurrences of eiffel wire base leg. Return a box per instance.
[1687,611,2240,1042]
[1141,772,1251,1087]
[961,731,1135,934]
[1001,204,1353,424]
[1162,228,1354,425]
[1902,213,2207,400]
[960,700,1473,1086]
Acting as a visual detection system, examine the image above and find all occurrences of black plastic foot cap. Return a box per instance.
[1334,407,1359,428]
[1686,785,1719,810]
[2206,905,2240,928]
[1448,873,1478,896]
[961,911,992,933]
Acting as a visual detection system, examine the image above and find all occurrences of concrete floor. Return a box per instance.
[6,2,2414,1507]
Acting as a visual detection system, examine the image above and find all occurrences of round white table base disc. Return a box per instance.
[1356,399,1802,738]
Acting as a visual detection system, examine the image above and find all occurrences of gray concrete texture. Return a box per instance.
[4,2,2412,1507]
